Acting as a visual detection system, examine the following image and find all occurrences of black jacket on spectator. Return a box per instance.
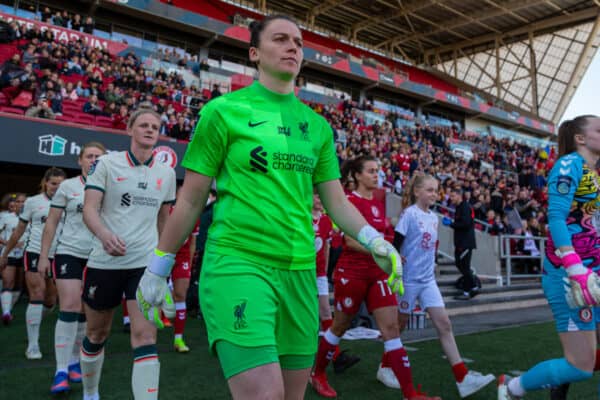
[169,123,191,141]
[452,201,477,249]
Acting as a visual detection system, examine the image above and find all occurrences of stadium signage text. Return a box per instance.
[0,116,186,177]
[0,12,128,55]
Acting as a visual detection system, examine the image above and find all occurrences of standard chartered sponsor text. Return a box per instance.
[132,196,160,207]
[272,151,315,174]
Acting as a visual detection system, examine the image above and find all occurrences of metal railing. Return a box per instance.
[499,234,546,286]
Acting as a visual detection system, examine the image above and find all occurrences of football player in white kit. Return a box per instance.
[38,142,106,394]
[0,167,67,359]
[392,174,494,398]
[0,193,26,324]
[81,108,176,400]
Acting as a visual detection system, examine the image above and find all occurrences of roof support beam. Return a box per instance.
[553,14,600,121]
[528,31,539,116]
[351,0,435,37]
[307,0,349,26]
[424,7,599,60]
[381,0,547,49]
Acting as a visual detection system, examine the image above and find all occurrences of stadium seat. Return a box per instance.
[0,106,25,115]
[55,115,70,122]
[73,113,95,125]
[0,44,18,63]
[95,115,113,125]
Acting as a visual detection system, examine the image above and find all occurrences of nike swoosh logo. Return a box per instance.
[248,121,267,128]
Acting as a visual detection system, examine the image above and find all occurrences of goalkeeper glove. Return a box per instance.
[136,249,176,329]
[558,250,600,307]
[358,225,404,295]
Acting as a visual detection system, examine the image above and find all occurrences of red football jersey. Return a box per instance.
[336,192,386,279]
[314,213,333,277]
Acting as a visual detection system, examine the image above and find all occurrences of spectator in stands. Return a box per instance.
[200,58,210,71]
[485,210,505,236]
[112,105,129,130]
[1,53,24,86]
[70,14,83,32]
[61,81,78,101]
[46,89,63,115]
[64,55,83,75]
[25,95,55,119]
[515,188,539,220]
[22,44,38,65]
[60,11,70,28]
[103,101,118,116]
[82,16,94,34]
[74,80,89,98]
[37,48,57,71]
[210,83,221,99]
[152,81,168,99]
[52,11,64,27]
[169,116,192,141]
[518,166,536,189]
[82,94,103,116]
[41,7,52,23]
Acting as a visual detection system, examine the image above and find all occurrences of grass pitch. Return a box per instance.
[1,302,598,399]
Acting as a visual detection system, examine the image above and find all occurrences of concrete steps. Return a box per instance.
[435,264,545,317]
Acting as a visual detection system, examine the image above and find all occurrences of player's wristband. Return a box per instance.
[147,248,176,277]
[357,225,382,250]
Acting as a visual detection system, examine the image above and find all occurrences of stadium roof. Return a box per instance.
[239,0,600,123]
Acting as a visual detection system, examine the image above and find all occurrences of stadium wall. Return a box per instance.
[0,115,187,177]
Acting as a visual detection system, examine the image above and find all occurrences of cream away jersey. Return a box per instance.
[51,175,93,259]
[20,193,60,256]
[85,151,176,269]
[0,211,23,258]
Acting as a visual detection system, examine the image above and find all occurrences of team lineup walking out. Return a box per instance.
[38,142,106,394]
[81,108,176,400]
[0,167,66,359]
[136,14,402,400]
[0,192,26,324]
[498,115,600,399]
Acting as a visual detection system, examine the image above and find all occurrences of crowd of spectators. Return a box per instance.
[0,10,215,139]
[312,98,552,241]
[0,8,554,264]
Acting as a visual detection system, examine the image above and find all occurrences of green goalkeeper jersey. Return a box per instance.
[183,81,340,270]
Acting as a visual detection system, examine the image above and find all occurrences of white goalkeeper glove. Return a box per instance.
[358,225,404,295]
[558,250,600,307]
[136,249,176,329]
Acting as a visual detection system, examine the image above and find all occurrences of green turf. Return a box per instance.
[0,301,598,399]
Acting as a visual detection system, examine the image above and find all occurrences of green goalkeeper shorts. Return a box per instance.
[199,250,318,377]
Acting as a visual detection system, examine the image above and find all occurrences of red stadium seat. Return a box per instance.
[0,44,18,64]
[0,106,25,115]
[95,120,114,129]
[55,115,71,122]
[73,113,95,125]
[95,116,113,125]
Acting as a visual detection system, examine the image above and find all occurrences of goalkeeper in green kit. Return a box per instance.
[136,14,403,399]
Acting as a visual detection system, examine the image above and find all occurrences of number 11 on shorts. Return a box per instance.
[377,280,393,297]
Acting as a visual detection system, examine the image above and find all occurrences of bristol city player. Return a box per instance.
[313,192,333,332]
[170,203,199,353]
[310,156,439,400]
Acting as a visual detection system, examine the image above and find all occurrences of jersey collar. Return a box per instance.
[251,81,295,104]
[126,150,154,167]
[79,175,86,184]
